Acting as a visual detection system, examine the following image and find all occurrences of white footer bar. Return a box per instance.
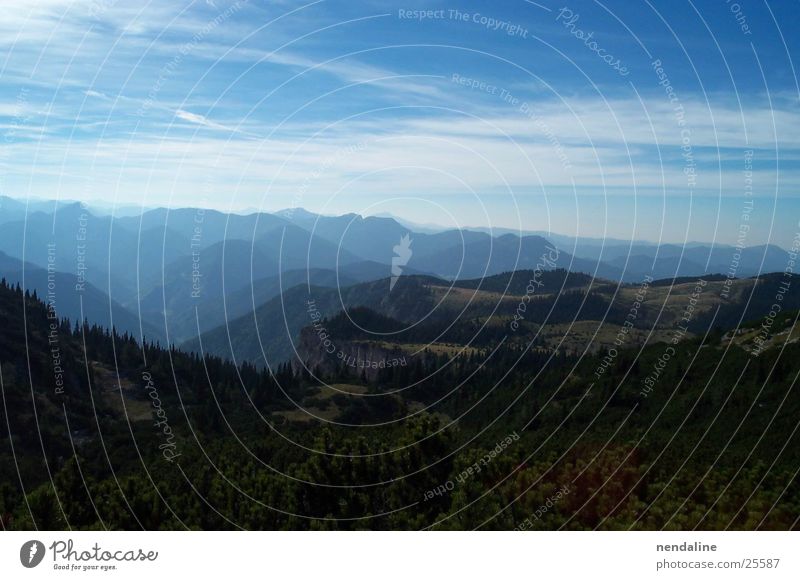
[1,531,796,578]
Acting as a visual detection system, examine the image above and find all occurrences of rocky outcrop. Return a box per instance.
[291,325,410,381]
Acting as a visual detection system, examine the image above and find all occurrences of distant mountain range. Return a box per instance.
[0,196,793,354]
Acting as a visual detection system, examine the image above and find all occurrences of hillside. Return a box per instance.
[1,278,799,530]
[0,251,163,342]
[186,271,800,366]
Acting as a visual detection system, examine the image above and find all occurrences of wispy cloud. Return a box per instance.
[1,0,798,248]
[175,108,232,131]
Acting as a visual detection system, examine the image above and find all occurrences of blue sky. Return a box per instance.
[1,0,799,247]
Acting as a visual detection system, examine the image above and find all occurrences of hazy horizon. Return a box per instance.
[2,192,797,250]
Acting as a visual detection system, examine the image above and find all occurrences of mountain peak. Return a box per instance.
[275,207,319,219]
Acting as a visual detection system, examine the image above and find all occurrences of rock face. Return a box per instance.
[291,325,410,381]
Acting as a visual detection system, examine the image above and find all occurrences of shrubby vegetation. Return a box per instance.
[1,278,797,530]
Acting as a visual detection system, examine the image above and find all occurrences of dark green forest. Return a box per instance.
[1,278,798,531]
